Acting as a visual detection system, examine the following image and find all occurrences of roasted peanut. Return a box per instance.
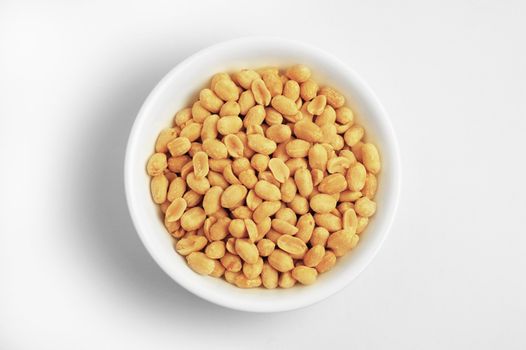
[202,138,228,159]
[147,153,167,176]
[268,249,294,272]
[271,219,299,235]
[213,78,239,101]
[261,263,279,288]
[235,239,259,264]
[247,134,277,155]
[271,95,298,116]
[266,124,292,143]
[220,184,247,209]
[223,134,244,158]
[186,252,215,275]
[217,116,243,135]
[283,80,300,101]
[285,139,311,158]
[292,266,318,285]
[293,120,322,142]
[205,241,226,259]
[304,245,325,267]
[251,78,271,106]
[243,257,263,279]
[343,125,364,147]
[221,252,242,272]
[347,162,366,191]
[257,239,275,257]
[165,198,187,223]
[286,64,311,83]
[180,207,206,231]
[254,180,281,201]
[362,173,378,199]
[294,168,313,197]
[151,174,168,204]
[234,274,262,288]
[319,86,345,108]
[310,193,337,214]
[354,197,377,217]
[361,143,381,174]
[318,173,347,194]
[279,271,297,288]
[176,235,208,256]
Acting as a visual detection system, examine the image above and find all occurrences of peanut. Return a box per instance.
[286,64,311,83]
[213,78,239,101]
[223,134,244,158]
[254,180,281,201]
[277,234,307,256]
[304,245,325,267]
[205,241,226,259]
[146,153,167,176]
[243,257,263,279]
[257,239,276,257]
[268,157,290,183]
[261,263,279,288]
[361,143,381,174]
[167,137,191,157]
[318,173,347,194]
[186,252,215,275]
[251,78,271,106]
[347,162,366,191]
[307,95,327,116]
[272,219,299,235]
[362,173,378,199]
[151,174,168,204]
[268,249,294,272]
[217,116,243,135]
[238,90,256,115]
[235,239,259,264]
[294,168,313,197]
[310,194,337,214]
[310,227,330,247]
[293,120,322,142]
[354,197,377,217]
[279,271,297,288]
[319,86,345,108]
[202,139,228,159]
[165,198,187,223]
[314,213,342,232]
[343,125,364,147]
[283,80,300,101]
[234,274,262,288]
[174,108,192,126]
[180,207,206,231]
[271,95,298,116]
[220,184,247,209]
[285,139,311,158]
[221,252,242,272]
[266,124,292,143]
[176,235,208,256]
[292,266,318,285]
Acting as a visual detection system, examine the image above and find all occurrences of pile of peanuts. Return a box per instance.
[147,65,380,288]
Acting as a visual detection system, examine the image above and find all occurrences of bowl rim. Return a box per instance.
[124,36,401,312]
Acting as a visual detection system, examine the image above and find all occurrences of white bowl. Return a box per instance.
[125,37,401,312]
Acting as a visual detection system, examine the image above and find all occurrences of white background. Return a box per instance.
[1,0,525,349]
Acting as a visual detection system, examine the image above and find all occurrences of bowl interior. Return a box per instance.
[125,38,400,312]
